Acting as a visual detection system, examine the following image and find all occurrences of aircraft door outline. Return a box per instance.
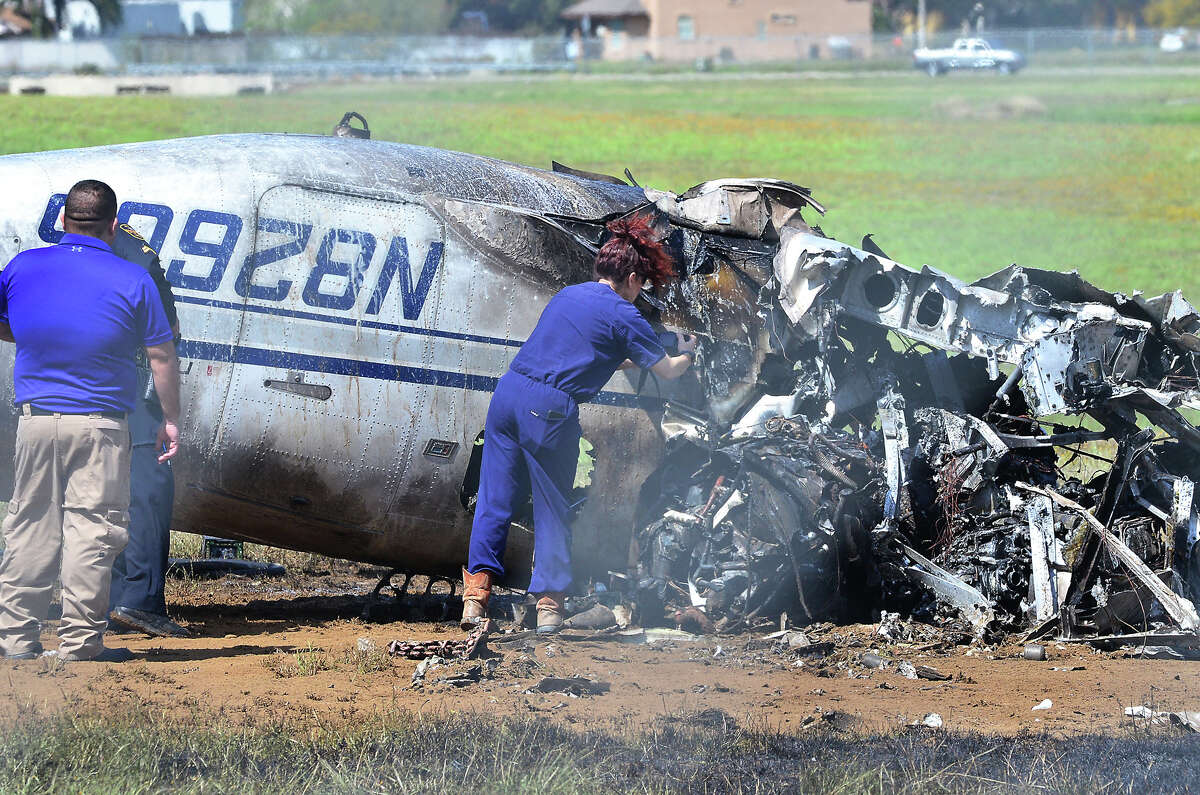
[214,184,445,530]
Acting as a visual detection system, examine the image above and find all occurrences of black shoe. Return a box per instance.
[110,606,191,638]
[57,646,134,663]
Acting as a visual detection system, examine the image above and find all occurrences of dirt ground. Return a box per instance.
[3,562,1197,736]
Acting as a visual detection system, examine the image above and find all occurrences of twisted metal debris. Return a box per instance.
[626,179,1200,650]
[388,626,488,660]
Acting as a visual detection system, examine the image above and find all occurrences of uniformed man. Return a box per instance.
[107,222,188,638]
[0,180,180,662]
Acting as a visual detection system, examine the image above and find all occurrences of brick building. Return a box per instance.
[561,0,873,62]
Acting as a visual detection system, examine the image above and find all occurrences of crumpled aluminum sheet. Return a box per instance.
[627,187,1200,650]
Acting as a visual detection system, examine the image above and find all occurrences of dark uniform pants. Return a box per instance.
[467,370,580,594]
[109,376,174,615]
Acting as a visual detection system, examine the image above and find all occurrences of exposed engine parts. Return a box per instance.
[623,179,1200,651]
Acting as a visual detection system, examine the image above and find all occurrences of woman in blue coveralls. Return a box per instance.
[461,215,698,634]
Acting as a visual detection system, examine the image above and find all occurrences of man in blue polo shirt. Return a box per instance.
[0,179,181,663]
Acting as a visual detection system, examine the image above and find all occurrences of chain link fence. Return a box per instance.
[2,28,1198,76]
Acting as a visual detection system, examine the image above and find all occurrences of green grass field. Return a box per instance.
[2,70,1198,299]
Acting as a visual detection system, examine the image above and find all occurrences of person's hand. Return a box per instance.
[676,332,698,354]
[156,419,180,463]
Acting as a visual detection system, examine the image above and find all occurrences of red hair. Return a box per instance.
[593,214,676,289]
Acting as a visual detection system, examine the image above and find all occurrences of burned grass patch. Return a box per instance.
[0,705,1196,793]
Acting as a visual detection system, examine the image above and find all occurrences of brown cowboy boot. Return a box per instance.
[535,592,566,635]
[460,567,492,631]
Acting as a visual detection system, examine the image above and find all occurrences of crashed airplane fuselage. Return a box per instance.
[0,124,1197,647]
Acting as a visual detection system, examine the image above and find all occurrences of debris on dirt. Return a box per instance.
[437,664,483,688]
[168,558,286,578]
[913,664,950,681]
[436,658,502,688]
[1023,643,1047,661]
[657,707,737,730]
[529,676,610,696]
[1123,645,1197,660]
[410,656,446,688]
[617,628,702,644]
[674,605,716,634]
[782,630,812,649]
[1033,699,1054,711]
[920,712,945,729]
[610,183,1200,657]
[894,660,947,680]
[563,604,617,630]
[876,612,911,643]
[388,626,488,660]
[1125,705,1200,732]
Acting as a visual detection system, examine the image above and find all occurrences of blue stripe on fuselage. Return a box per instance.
[174,294,523,349]
[177,339,660,410]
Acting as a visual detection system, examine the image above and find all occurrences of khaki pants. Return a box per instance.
[0,409,130,658]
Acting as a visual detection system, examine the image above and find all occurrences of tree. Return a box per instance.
[86,0,120,30]
[26,0,121,36]
[448,0,574,33]
[243,0,453,34]
[246,0,578,35]
[1144,0,1200,26]
[1081,0,1149,26]
[872,0,1152,30]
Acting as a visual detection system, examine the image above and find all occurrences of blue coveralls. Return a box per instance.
[467,281,666,594]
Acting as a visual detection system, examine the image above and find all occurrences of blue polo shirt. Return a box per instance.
[0,233,174,414]
[509,281,666,404]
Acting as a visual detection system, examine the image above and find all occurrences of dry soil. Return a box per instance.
[3,562,1197,736]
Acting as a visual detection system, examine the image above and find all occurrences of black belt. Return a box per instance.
[23,405,125,420]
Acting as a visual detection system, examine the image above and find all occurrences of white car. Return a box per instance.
[1160,30,1192,53]
[913,38,1025,76]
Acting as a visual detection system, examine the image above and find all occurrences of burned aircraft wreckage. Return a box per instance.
[550,171,1200,650]
[6,114,1193,650]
